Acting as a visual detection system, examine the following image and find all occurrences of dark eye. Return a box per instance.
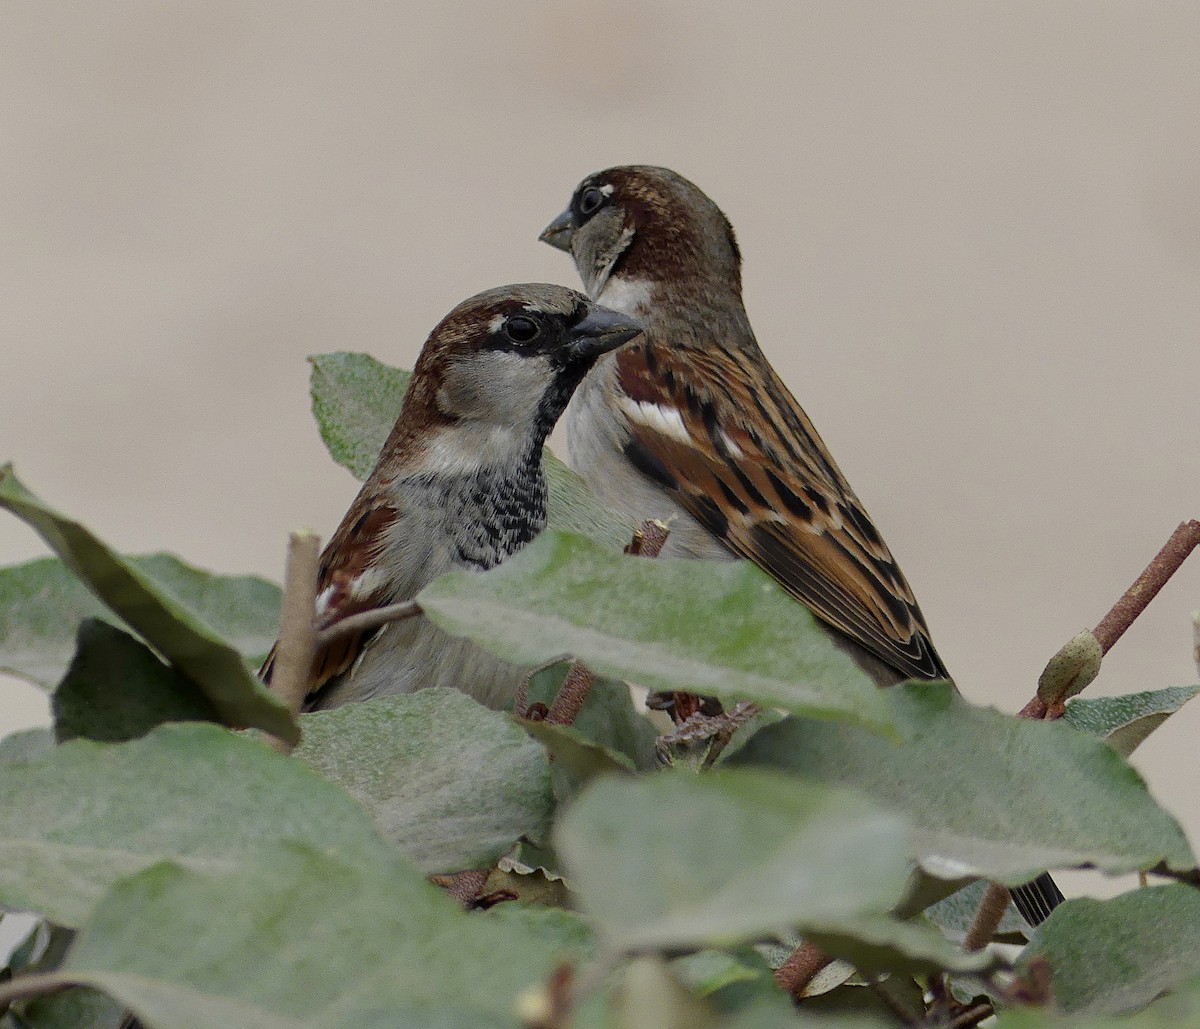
[578,186,605,217]
[505,316,540,344]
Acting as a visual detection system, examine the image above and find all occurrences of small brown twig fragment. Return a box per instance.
[1007,954,1053,1007]
[942,1001,995,1029]
[963,882,1012,952]
[518,962,575,1029]
[773,940,834,1001]
[1092,520,1200,655]
[428,868,491,906]
[544,660,596,727]
[314,599,423,648]
[266,531,320,753]
[624,518,670,558]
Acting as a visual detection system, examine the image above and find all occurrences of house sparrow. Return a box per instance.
[261,283,642,711]
[540,165,1062,926]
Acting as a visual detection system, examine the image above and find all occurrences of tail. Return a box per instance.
[1009,871,1065,927]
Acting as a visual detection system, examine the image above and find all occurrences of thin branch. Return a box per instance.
[773,940,833,1001]
[942,1001,994,1029]
[314,600,423,648]
[624,519,670,558]
[963,883,1011,952]
[544,660,597,727]
[1092,520,1200,655]
[266,531,320,753]
[1022,519,1200,721]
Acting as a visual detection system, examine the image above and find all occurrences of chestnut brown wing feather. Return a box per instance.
[615,344,947,682]
[258,496,399,708]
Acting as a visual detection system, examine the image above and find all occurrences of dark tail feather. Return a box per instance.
[1009,871,1065,927]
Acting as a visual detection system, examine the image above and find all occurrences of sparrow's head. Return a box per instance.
[540,166,742,299]
[407,283,643,445]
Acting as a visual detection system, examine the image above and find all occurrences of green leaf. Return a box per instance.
[47,844,593,1029]
[53,621,220,743]
[1062,686,1200,757]
[924,879,1029,944]
[615,956,720,1029]
[0,727,54,763]
[555,769,912,952]
[731,682,1196,884]
[0,553,281,690]
[520,718,636,798]
[994,976,1200,1028]
[293,690,554,872]
[523,661,659,772]
[308,352,637,548]
[308,351,413,480]
[13,988,126,1029]
[0,722,392,926]
[0,467,294,742]
[1018,885,1200,1017]
[420,532,892,734]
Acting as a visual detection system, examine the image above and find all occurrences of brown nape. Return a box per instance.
[601,166,742,290]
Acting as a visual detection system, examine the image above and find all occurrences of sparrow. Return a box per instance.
[540,165,1062,926]
[261,283,642,712]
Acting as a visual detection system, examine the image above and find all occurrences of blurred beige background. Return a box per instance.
[1,3,1197,886]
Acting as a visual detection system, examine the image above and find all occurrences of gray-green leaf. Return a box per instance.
[419,532,893,734]
[293,690,554,872]
[0,467,294,742]
[45,844,593,1029]
[53,620,220,743]
[0,552,281,690]
[1062,686,1200,757]
[0,722,392,926]
[1017,885,1200,1017]
[555,769,912,952]
[731,682,1196,884]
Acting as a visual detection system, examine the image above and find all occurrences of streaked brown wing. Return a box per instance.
[258,497,398,709]
[616,343,947,682]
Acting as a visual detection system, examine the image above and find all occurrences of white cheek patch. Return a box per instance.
[618,398,692,445]
[597,277,652,315]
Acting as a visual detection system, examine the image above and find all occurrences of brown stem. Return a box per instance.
[773,940,833,1001]
[942,1001,994,1029]
[544,660,597,727]
[1022,519,1200,721]
[1092,521,1200,655]
[314,600,423,648]
[624,519,670,558]
[963,882,1011,952]
[266,531,320,753]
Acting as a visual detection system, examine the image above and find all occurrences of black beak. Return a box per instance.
[566,306,643,363]
[539,208,576,252]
